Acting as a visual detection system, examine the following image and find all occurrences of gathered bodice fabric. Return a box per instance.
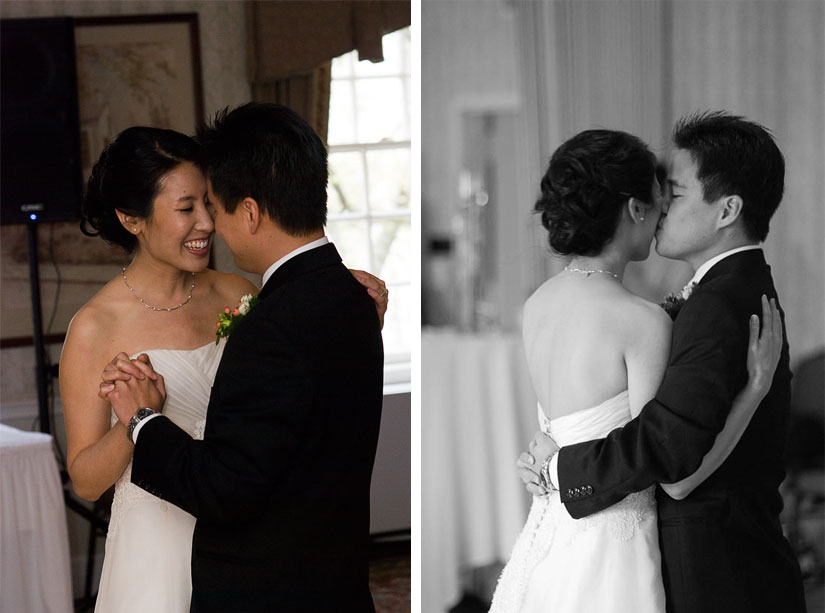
[95,340,225,613]
[538,390,633,445]
[490,390,665,612]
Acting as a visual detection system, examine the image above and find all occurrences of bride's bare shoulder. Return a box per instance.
[63,279,127,352]
[201,269,259,304]
[523,276,563,317]
[619,292,672,336]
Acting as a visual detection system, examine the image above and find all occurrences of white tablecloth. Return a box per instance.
[0,424,72,613]
[422,328,537,612]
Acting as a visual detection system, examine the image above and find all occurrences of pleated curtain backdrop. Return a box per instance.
[666,0,825,363]
[245,0,411,142]
[514,0,825,362]
[248,64,333,144]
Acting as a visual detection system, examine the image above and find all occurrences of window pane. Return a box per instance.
[328,151,367,215]
[327,27,411,380]
[366,148,410,212]
[331,50,353,78]
[355,78,409,142]
[370,218,410,281]
[327,80,355,145]
[382,283,411,356]
[327,219,370,271]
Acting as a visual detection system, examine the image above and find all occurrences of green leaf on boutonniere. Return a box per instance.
[215,293,260,344]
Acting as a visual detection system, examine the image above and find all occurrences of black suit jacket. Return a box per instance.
[131,244,384,612]
[557,250,805,613]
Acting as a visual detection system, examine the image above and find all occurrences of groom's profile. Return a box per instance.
[107,103,384,612]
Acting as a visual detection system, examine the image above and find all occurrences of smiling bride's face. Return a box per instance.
[134,162,215,272]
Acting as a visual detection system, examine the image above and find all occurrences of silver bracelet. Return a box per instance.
[540,453,556,491]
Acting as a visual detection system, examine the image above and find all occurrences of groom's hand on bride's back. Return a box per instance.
[517,431,560,496]
[99,353,166,427]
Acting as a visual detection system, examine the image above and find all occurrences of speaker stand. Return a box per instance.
[26,217,51,435]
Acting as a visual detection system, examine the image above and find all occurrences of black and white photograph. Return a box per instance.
[422,1,823,612]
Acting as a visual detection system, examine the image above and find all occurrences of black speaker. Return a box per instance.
[1,17,83,225]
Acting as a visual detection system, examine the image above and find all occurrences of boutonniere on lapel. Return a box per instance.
[660,281,697,320]
[215,294,260,344]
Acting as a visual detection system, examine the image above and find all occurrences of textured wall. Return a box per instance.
[1,0,251,120]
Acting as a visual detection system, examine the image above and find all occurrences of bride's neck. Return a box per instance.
[124,252,194,297]
[568,248,628,281]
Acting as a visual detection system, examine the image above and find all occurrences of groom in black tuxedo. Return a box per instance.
[525,112,805,612]
[108,103,384,611]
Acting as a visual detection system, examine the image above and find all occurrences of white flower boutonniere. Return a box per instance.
[215,294,260,344]
[660,281,696,320]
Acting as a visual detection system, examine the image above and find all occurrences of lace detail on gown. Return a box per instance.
[490,391,665,613]
[95,340,225,613]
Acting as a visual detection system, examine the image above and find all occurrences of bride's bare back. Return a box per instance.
[523,271,672,421]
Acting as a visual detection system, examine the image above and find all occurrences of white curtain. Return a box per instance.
[514,0,825,363]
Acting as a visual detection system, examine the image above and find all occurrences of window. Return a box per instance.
[327,27,411,388]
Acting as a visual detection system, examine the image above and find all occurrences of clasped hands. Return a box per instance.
[99,353,167,428]
[517,430,560,497]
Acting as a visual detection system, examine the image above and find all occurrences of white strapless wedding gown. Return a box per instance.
[94,340,225,613]
[490,390,666,612]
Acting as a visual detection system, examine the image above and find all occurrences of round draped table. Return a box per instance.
[0,424,73,613]
[422,328,537,612]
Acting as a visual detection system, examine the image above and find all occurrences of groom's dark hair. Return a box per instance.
[672,111,784,242]
[197,102,327,235]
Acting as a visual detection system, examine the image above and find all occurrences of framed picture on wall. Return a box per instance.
[74,13,204,179]
[0,13,204,345]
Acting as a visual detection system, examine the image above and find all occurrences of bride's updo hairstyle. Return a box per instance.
[535,129,656,256]
[81,127,201,253]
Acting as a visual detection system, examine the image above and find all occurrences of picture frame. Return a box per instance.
[0,13,204,346]
[73,13,204,181]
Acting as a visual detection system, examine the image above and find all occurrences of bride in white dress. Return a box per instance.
[59,127,387,611]
[490,130,781,612]
[93,341,226,611]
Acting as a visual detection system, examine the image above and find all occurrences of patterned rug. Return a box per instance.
[370,554,411,613]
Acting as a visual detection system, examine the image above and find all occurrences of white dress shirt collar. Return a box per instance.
[690,244,762,286]
[261,236,330,287]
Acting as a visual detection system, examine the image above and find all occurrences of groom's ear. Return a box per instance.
[717,195,744,229]
[240,197,262,234]
[627,197,647,224]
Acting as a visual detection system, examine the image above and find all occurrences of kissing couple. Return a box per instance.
[490,112,807,613]
[61,103,387,612]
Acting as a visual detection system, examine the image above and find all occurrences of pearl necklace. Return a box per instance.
[122,267,196,312]
[564,265,620,280]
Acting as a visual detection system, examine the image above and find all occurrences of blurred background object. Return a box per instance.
[421,1,824,611]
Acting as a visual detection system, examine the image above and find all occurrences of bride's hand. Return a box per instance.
[99,355,166,429]
[349,269,388,330]
[746,295,783,399]
[98,352,159,395]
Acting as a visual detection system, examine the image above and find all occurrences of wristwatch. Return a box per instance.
[126,408,156,443]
